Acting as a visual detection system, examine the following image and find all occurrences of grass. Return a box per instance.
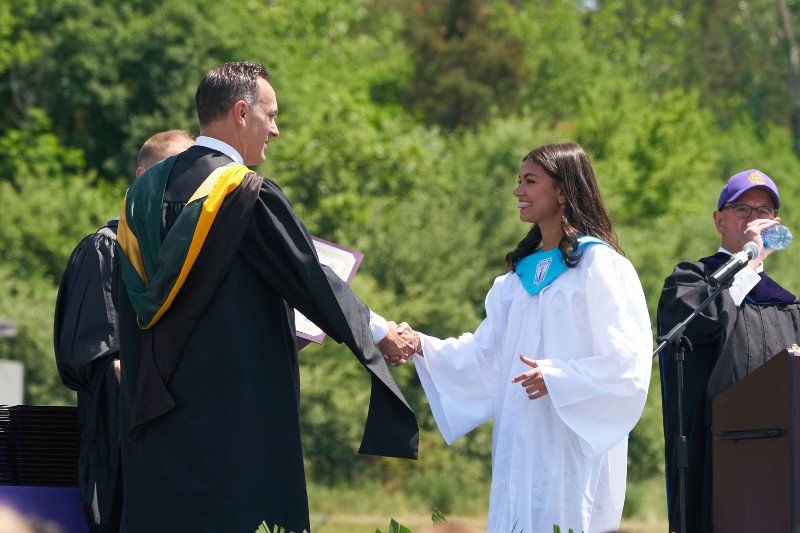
[307,476,669,533]
[311,514,666,533]
[310,514,486,533]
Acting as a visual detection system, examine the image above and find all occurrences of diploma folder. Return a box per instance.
[294,236,364,345]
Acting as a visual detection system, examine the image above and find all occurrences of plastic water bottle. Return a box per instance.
[762,225,793,250]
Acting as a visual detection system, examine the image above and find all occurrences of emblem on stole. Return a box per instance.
[534,257,552,285]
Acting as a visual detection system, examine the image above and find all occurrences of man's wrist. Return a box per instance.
[369,310,389,343]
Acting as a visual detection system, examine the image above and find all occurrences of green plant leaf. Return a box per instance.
[431,507,448,523]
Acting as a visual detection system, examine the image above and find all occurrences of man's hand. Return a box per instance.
[379,321,422,366]
[745,218,781,267]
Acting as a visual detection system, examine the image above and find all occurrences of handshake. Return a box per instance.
[378,321,423,366]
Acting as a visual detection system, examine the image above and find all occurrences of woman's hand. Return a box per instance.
[511,354,549,399]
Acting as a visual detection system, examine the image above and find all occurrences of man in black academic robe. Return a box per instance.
[658,169,800,533]
[114,62,418,533]
[53,130,194,532]
[54,219,123,532]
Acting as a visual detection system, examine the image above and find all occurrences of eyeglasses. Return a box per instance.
[722,203,778,219]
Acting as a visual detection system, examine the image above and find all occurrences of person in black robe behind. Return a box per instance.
[114,62,419,533]
[657,169,800,533]
[54,130,195,532]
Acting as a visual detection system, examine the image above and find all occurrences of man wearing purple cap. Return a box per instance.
[657,169,800,533]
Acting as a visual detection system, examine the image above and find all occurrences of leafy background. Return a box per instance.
[2,0,800,528]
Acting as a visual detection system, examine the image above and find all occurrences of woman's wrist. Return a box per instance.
[413,331,424,356]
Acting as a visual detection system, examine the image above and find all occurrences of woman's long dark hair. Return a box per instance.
[505,142,622,271]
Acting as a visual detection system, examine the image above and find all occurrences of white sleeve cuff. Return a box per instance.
[369,310,389,344]
[729,267,761,306]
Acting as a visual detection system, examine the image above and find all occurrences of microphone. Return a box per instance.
[708,242,760,287]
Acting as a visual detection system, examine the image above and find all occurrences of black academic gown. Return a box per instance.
[116,146,417,533]
[657,254,800,533]
[54,220,123,532]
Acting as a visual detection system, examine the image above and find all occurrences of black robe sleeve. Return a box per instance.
[239,177,419,459]
[54,221,120,390]
[657,260,736,348]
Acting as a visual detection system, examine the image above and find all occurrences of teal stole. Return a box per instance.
[515,236,610,296]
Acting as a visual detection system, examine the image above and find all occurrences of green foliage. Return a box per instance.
[375,518,412,533]
[255,521,308,533]
[0,0,39,74]
[298,341,374,484]
[374,0,528,130]
[0,0,253,179]
[374,508,446,533]
[0,110,113,280]
[552,525,580,533]
[253,511,447,533]
[627,363,665,480]
[0,267,71,405]
[0,109,121,405]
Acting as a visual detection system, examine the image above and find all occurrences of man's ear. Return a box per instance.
[713,210,724,234]
[233,100,248,125]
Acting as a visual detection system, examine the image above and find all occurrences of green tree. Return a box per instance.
[0,110,121,405]
[372,0,528,130]
[0,0,254,179]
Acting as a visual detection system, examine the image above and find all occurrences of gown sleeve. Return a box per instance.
[536,248,653,457]
[657,259,743,348]
[413,275,510,444]
[239,177,418,459]
[54,225,119,391]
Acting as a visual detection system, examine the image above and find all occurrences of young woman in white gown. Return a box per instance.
[393,142,652,533]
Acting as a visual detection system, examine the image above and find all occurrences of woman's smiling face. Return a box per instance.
[514,159,565,227]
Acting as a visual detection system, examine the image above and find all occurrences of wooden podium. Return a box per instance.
[712,349,800,532]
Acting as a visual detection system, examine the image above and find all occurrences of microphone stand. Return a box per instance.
[652,277,733,533]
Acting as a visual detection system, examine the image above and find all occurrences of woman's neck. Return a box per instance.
[539,224,564,251]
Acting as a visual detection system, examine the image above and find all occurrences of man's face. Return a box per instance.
[240,78,280,166]
[714,188,776,252]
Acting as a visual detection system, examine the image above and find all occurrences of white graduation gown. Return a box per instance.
[415,244,652,533]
